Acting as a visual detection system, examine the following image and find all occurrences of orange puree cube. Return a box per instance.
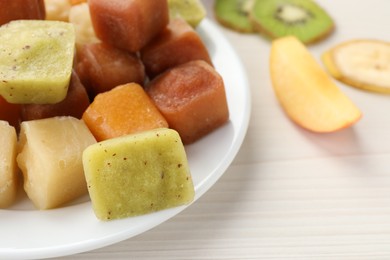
[146,60,229,144]
[89,0,169,53]
[141,18,212,79]
[21,71,90,121]
[76,43,145,97]
[70,0,86,5]
[82,83,168,141]
[0,0,45,26]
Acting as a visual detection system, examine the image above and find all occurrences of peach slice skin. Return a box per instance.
[270,36,362,133]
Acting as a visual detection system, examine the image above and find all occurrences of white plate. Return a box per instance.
[0,18,251,259]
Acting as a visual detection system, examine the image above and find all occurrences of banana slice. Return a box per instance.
[322,39,390,94]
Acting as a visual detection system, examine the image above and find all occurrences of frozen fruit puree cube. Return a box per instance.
[167,0,206,28]
[0,121,18,208]
[82,128,195,220]
[17,116,97,209]
[82,83,168,141]
[89,0,169,52]
[0,95,21,130]
[141,18,212,79]
[146,60,229,144]
[21,71,90,121]
[0,0,45,26]
[0,20,75,104]
[76,43,145,96]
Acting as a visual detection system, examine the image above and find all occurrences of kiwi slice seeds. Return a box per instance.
[250,0,334,44]
[214,0,257,33]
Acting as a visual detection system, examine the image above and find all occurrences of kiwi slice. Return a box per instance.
[250,0,334,44]
[214,0,256,33]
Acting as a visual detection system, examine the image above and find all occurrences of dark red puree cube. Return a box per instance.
[141,18,213,79]
[0,0,45,26]
[76,42,145,97]
[88,0,169,53]
[0,96,21,130]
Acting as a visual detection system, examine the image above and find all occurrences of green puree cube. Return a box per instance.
[0,20,75,104]
[82,128,195,220]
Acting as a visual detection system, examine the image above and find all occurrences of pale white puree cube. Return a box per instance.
[44,0,72,21]
[68,3,100,50]
[17,116,96,209]
[0,121,18,208]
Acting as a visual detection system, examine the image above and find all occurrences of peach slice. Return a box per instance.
[270,36,362,133]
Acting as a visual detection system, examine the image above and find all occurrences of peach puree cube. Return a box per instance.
[146,60,229,144]
[88,0,169,52]
[141,18,212,79]
[82,128,195,220]
[82,83,168,141]
[0,121,18,208]
[0,0,45,26]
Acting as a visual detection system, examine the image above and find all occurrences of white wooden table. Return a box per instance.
[64,1,390,259]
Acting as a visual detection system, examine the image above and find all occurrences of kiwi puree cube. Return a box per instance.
[82,128,195,220]
[0,20,75,104]
[21,71,90,121]
[168,0,206,28]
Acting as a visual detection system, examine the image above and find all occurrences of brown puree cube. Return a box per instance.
[76,42,145,97]
[141,18,212,79]
[88,0,169,53]
[21,71,90,121]
[146,60,229,144]
[0,0,45,26]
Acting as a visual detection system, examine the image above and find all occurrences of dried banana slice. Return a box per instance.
[322,39,390,94]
